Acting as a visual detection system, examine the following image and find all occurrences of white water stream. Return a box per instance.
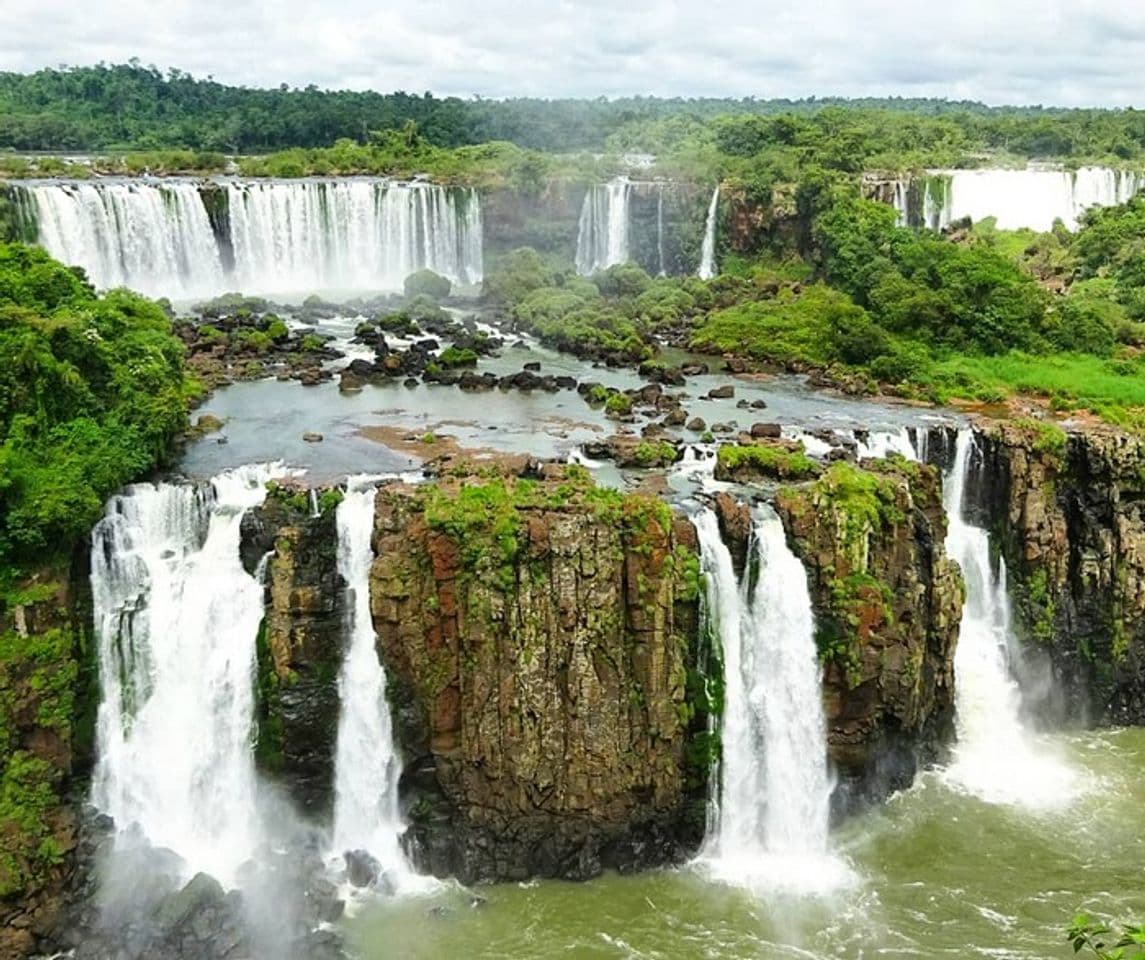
[20,178,483,299]
[330,482,411,885]
[90,464,281,884]
[697,185,720,279]
[940,430,1079,808]
[694,509,849,894]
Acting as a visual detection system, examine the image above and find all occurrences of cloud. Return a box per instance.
[1,0,1143,106]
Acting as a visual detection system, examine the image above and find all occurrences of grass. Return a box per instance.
[926,351,1145,427]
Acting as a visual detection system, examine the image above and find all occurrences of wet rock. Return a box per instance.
[345,850,381,888]
[152,872,226,932]
[750,399,769,409]
[459,371,498,391]
[707,385,735,399]
[686,417,706,432]
[662,408,687,427]
[680,363,709,376]
[749,423,782,439]
[302,432,324,443]
[523,361,541,372]
[710,422,734,434]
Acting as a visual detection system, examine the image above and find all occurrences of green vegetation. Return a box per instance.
[437,346,478,368]
[0,243,191,573]
[404,269,451,300]
[0,623,78,898]
[420,467,673,590]
[632,441,678,467]
[715,442,820,481]
[10,63,1145,169]
[1068,915,1145,959]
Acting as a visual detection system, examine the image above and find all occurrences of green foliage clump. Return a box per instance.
[438,346,478,368]
[1014,417,1068,460]
[632,441,678,467]
[1067,914,1145,959]
[605,392,634,416]
[715,442,820,481]
[404,269,451,300]
[691,283,858,367]
[0,243,190,568]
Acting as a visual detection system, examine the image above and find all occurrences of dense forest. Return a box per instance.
[0,244,194,579]
[5,61,1145,163]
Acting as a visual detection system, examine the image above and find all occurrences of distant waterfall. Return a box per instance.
[873,166,1144,232]
[575,177,631,274]
[697,186,720,280]
[18,178,483,299]
[90,465,280,884]
[331,482,410,881]
[694,509,847,893]
[940,430,1077,807]
[656,185,666,276]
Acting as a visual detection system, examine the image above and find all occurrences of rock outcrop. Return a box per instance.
[242,485,345,814]
[962,420,1145,724]
[0,557,92,960]
[367,463,705,882]
[774,457,964,813]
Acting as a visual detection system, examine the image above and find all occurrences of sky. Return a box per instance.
[2,0,1144,107]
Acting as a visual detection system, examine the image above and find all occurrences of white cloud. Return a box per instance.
[1,0,1143,105]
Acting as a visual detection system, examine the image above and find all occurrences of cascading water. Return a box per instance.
[694,509,849,893]
[330,482,410,882]
[90,464,280,884]
[26,180,226,299]
[575,178,631,274]
[226,180,482,293]
[656,185,666,276]
[19,178,483,298]
[940,430,1078,807]
[889,166,1143,232]
[697,185,720,280]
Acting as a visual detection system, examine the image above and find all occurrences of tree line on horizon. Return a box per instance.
[4,61,1145,160]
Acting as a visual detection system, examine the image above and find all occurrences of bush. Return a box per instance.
[404,268,451,300]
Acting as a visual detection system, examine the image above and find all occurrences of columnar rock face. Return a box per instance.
[967,420,1145,724]
[772,458,964,813]
[0,559,90,960]
[241,489,344,814]
[367,465,704,882]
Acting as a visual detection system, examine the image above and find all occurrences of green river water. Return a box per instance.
[346,729,1145,960]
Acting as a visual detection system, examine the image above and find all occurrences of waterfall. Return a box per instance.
[90,464,280,884]
[226,180,482,293]
[697,186,720,280]
[575,177,630,274]
[656,184,666,277]
[694,509,847,893]
[892,179,909,226]
[18,178,483,298]
[892,167,1143,232]
[25,180,226,300]
[940,430,1077,807]
[330,482,410,881]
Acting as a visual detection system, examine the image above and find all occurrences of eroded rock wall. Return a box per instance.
[367,467,704,882]
[966,420,1145,724]
[0,554,92,960]
[242,489,344,814]
[773,458,963,813]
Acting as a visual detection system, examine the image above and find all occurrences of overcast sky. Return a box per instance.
[2,0,1143,107]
